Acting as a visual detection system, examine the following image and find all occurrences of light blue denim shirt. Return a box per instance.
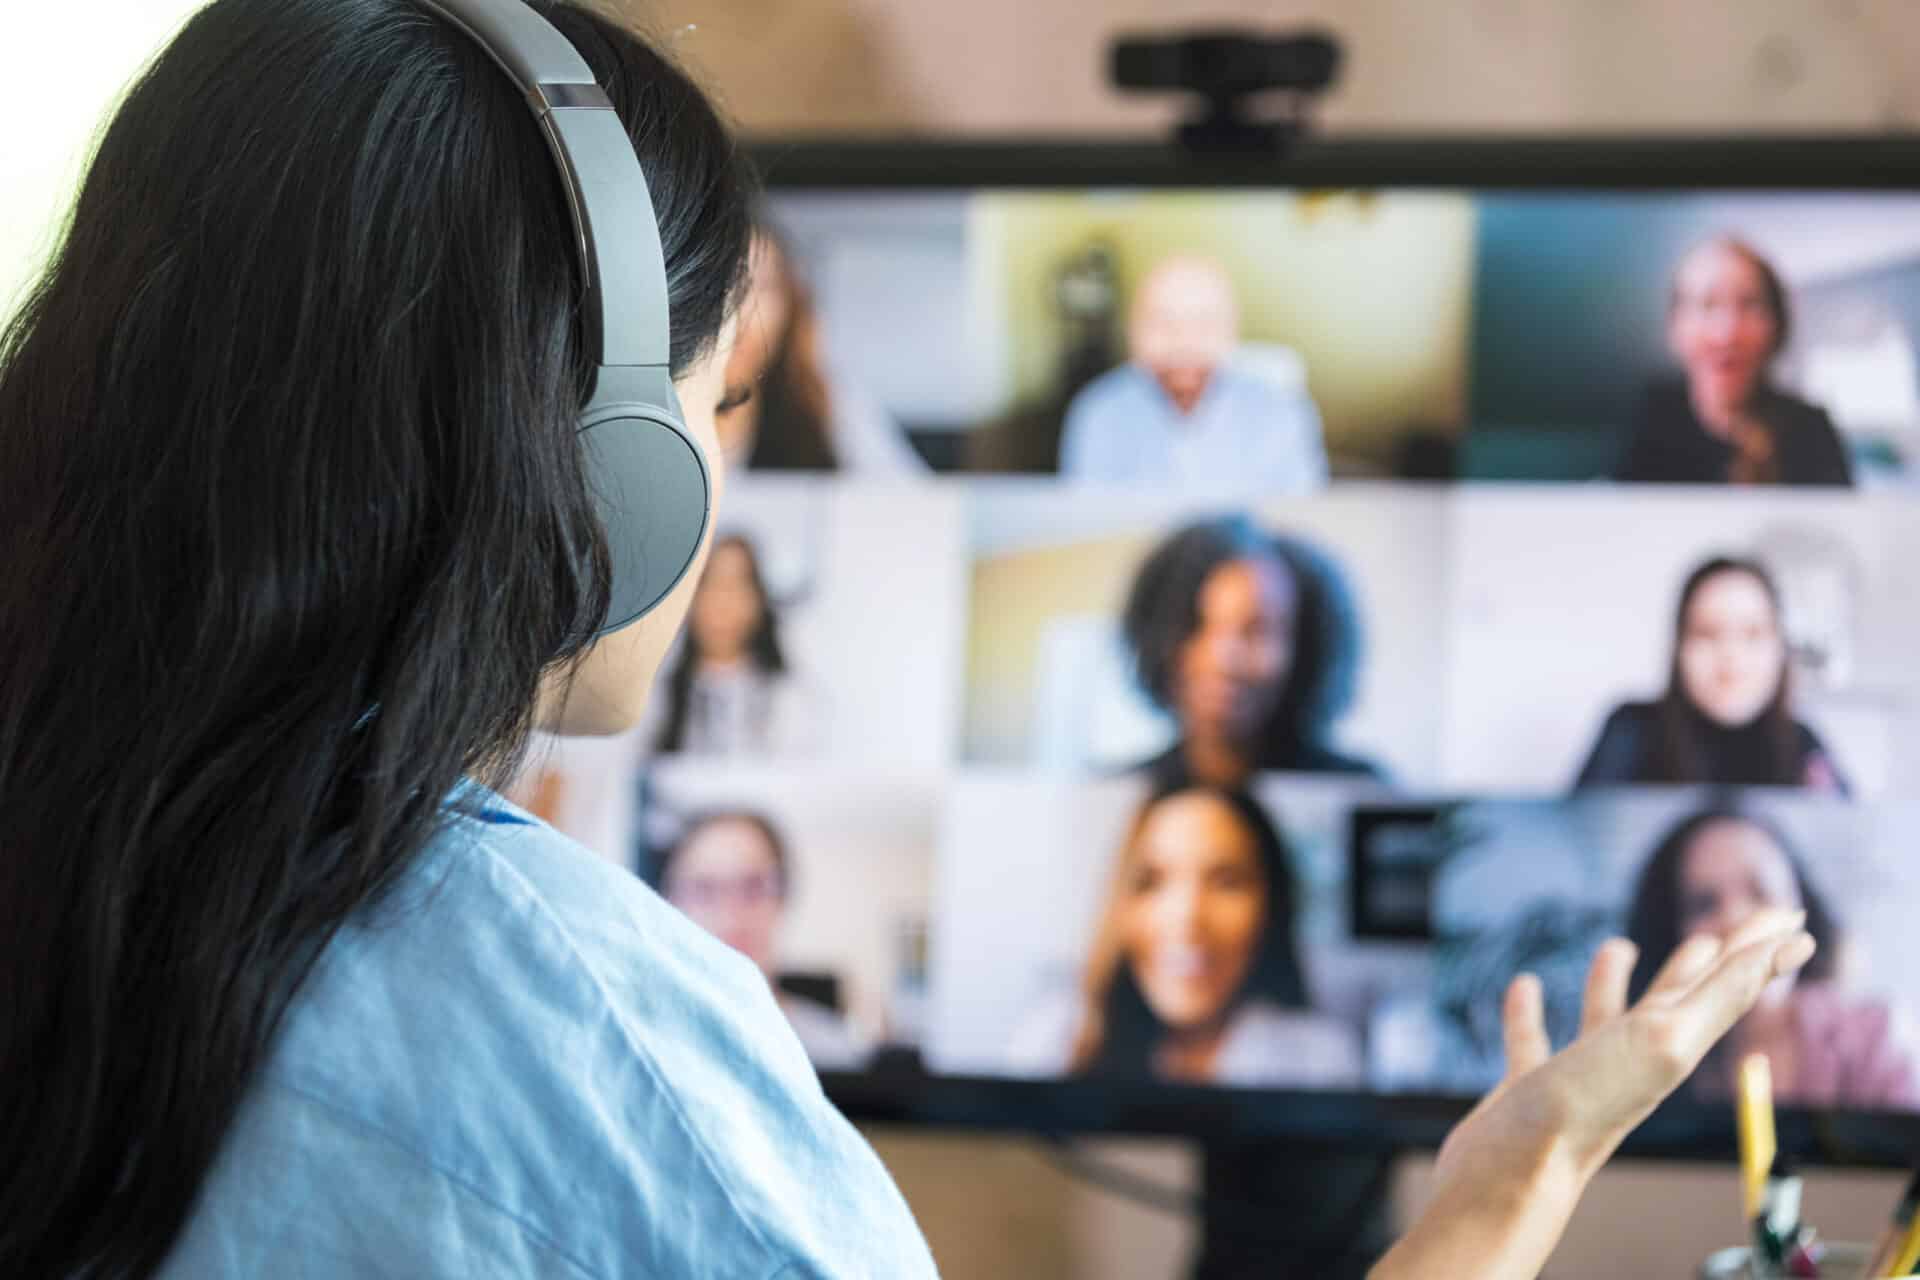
[1058,363,1329,493]
[160,785,937,1278]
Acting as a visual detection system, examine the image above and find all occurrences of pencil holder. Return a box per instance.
[1700,1242,1877,1278]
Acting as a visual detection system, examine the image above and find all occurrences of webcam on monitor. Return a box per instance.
[1109,28,1343,152]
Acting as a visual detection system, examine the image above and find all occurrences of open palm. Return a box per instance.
[1375,909,1816,1280]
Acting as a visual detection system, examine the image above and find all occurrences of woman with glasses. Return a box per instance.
[655,811,870,1069]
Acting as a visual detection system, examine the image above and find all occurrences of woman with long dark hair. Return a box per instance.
[1575,556,1848,791]
[1624,807,1916,1109]
[716,220,928,475]
[0,3,927,1275]
[1007,785,1360,1087]
[1122,514,1377,789]
[0,0,1826,1274]
[652,531,823,755]
[1618,236,1852,486]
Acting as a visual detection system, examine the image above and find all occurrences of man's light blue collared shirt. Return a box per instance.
[1058,363,1329,493]
[160,786,937,1279]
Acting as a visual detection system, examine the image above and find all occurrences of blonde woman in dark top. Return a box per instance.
[1619,237,1851,487]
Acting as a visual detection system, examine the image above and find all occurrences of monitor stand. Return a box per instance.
[1191,1142,1397,1280]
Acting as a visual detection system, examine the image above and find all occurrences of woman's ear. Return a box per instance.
[539,318,737,738]
[538,523,714,738]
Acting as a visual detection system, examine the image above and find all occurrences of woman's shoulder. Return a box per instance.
[218,787,932,1277]
[1759,385,1835,427]
[1759,388,1855,483]
[1636,377,1694,419]
[1587,700,1662,746]
[1219,1001,1363,1089]
[1132,742,1191,789]
[1791,719,1851,793]
[1601,700,1659,727]
[1574,701,1660,787]
[1286,742,1383,778]
[764,666,828,752]
[1585,700,1658,747]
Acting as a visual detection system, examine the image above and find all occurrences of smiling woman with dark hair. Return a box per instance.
[1007,784,1360,1088]
[1623,806,1917,1109]
[1122,514,1377,789]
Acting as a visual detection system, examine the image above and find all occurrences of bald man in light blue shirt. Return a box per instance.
[1059,255,1329,493]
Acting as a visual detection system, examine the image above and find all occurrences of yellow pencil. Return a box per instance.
[1865,1169,1920,1278]
[1884,1207,1920,1278]
[1736,1053,1776,1222]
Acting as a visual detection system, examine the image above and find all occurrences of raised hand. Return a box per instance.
[1371,909,1815,1280]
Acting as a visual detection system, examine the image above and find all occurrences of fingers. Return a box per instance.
[1581,939,1639,1037]
[1774,932,1818,977]
[1647,911,1805,1005]
[1719,908,1808,960]
[1666,927,1818,1059]
[1504,973,1551,1079]
[1646,933,1725,1000]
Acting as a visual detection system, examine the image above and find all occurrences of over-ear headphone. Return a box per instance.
[418,0,711,634]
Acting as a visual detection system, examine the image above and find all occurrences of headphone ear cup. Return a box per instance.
[578,404,711,634]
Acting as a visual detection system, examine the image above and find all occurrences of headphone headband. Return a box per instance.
[416,0,672,373]
[416,0,711,635]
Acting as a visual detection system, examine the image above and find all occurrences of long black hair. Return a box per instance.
[0,2,753,1275]
[741,220,838,471]
[1623,803,1839,1003]
[654,531,789,752]
[1121,514,1366,773]
[1073,785,1310,1079]
[1654,556,1803,784]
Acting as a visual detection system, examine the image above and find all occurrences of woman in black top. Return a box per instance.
[1576,556,1848,791]
[1618,237,1852,487]
[1122,515,1378,790]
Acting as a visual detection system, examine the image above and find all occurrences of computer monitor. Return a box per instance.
[524,137,1920,1167]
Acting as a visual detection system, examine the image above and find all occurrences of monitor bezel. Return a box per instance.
[756,134,1920,1167]
[749,134,1920,191]
[822,1071,1919,1166]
